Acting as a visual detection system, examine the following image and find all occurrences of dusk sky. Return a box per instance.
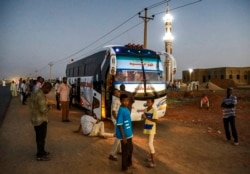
[0,0,249,81]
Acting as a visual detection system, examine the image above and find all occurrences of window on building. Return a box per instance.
[244,75,247,80]
[203,76,206,83]
[208,75,211,80]
[229,75,232,79]
[221,75,224,79]
[237,75,240,79]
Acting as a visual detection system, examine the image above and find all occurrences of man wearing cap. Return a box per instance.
[221,87,239,146]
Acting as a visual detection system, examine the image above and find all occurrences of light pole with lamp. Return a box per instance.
[48,62,53,82]
[189,68,193,82]
[163,2,175,84]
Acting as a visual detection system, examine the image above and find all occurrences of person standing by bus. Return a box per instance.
[116,94,133,173]
[30,82,53,161]
[57,77,71,122]
[109,89,121,161]
[54,80,61,110]
[120,84,134,113]
[142,98,158,168]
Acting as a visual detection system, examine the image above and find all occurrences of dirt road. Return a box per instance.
[0,89,249,174]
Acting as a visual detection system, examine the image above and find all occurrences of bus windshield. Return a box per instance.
[114,55,164,83]
[115,70,162,83]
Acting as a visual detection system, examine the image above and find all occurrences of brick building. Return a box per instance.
[182,67,250,85]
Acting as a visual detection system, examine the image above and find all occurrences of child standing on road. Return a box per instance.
[116,94,133,173]
[142,98,158,168]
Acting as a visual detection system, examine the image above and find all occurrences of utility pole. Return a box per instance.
[48,62,53,82]
[35,70,38,78]
[139,8,154,49]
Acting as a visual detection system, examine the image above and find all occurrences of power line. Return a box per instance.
[73,21,144,62]
[52,0,169,64]
[154,0,202,16]
[35,0,200,76]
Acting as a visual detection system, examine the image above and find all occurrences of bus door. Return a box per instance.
[76,78,81,104]
[105,71,113,119]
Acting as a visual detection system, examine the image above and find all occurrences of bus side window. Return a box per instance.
[93,97,100,109]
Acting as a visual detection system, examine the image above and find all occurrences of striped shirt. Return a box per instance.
[143,107,158,135]
[221,95,237,118]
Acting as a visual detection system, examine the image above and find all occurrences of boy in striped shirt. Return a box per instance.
[142,98,158,167]
[221,87,239,145]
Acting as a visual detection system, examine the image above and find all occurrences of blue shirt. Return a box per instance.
[116,106,133,140]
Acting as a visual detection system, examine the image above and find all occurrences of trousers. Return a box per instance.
[34,122,47,157]
[223,116,238,142]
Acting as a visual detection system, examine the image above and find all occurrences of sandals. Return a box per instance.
[145,158,152,162]
[36,156,50,161]
[109,155,118,161]
[147,162,156,168]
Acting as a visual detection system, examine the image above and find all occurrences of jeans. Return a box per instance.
[121,138,133,171]
[34,122,47,157]
[223,116,238,142]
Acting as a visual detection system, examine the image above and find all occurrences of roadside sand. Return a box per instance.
[0,88,249,174]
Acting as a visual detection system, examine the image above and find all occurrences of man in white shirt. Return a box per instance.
[21,80,28,105]
[34,76,44,92]
[73,111,114,138]
[109,89,121,161]
[54,80,61,110]
[57,77,71,122]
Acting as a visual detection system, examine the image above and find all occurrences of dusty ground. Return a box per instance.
[0,88,249,174]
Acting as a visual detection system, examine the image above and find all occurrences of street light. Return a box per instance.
[163,6,174,44]
[189,68,193,82]
[48,62,53,82]
[163,2,175,83]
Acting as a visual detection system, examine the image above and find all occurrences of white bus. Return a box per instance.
[66,44,167,121]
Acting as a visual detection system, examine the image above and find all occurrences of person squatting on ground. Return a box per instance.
[29,82,53,161]
[73,111,114,138]
[200,94,209,110]
[57,77,71,122]
[116,94,134,173]
[109,89,122,161]
[141,98,158,168]
[221,87,239,146]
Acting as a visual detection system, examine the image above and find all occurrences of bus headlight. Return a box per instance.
[157,98,167,110]
[158,103,167,110]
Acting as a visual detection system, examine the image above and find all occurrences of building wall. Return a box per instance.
[182,67,250,85]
